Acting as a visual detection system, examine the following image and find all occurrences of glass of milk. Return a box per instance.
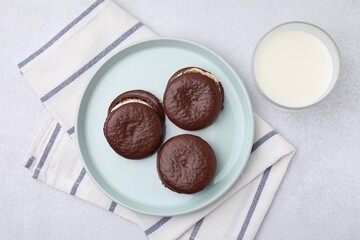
[252,22,340,109]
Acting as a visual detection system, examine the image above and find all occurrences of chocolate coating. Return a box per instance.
[157,134,217,194]
[163,67,224,130]
[103,90,164,159]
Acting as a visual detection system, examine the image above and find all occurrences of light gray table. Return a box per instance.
[1,1,359,239]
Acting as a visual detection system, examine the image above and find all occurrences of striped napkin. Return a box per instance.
[19,1,295,239]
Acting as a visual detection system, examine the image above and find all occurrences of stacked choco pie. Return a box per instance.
[103,67,224,194]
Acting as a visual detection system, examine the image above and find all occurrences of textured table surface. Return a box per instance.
[1,1,359,239]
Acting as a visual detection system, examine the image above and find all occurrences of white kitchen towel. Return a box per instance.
[19,1,296,239]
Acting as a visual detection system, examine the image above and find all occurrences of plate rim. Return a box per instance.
[75,37,254,216]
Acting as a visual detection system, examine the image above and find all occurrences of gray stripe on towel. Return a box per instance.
[189,217,204,240]
[70,167,87,195]
[236,166,272,240]
[109,201,117,212]
[67,126,75,135]
[235,130,277,239]
[40,22,144,102]
[33,123,61,179]
[25,156,36,169]
[251,130,277,152]
[18,0,104,68]
[144,217,171,236]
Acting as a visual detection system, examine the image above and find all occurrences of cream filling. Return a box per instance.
[176,67,220,84]
[111,98,152,112]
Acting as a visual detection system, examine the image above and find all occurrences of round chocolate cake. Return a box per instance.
[163,67,224,130]
[157,134,217,194]
[103,90,164,159]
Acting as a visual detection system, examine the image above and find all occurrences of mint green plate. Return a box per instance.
[76,38,254,216]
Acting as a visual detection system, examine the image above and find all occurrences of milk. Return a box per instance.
[253,28,335,108]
